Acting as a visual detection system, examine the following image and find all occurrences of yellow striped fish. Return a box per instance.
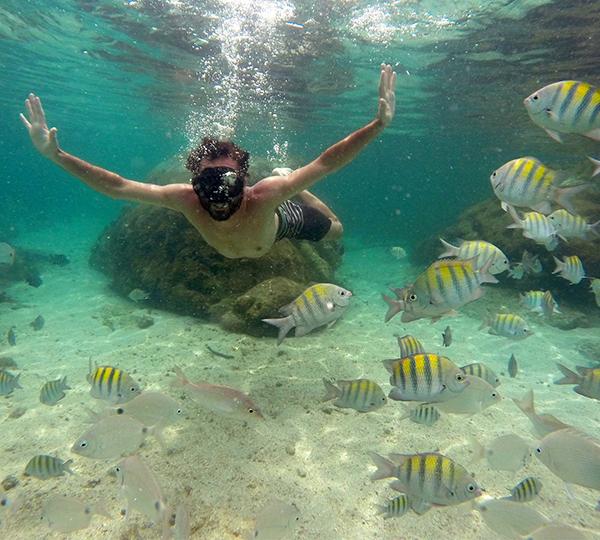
[383,353,468,402]
[479,313,532,340]
[262,283,352,345]
[460,362,500,387]
[396,334,424,358]
[24,455,73,479]
[39,376,70,406]
[506,206,559,250]
[383,259,497,323]
[399,403,440,426]
[548,209,600,240]
[552,255,586,284]
[0,369,21,396]
[555,363,600,401]
[524,80,600,143]
[370,452,481,514]
[507,477,542,502]
[591,278,600,307]
[490,157,585,214]
[87,365,141,404]
[439,238,509,274]
[377,494,409,519]
[321,378,387,412]
[520,290,559,316]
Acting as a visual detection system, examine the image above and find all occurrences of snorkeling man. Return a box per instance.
[20,64,396,259]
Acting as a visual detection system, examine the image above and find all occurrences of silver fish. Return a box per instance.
[508,354,518,378]
[128,288,150,302]
[548,209,600,240]
[42,495,109,533]
[438,238,509,274]
[174,503,191,540]
[522,250,543,274]
[512,390,570,437]
[71,414,148,459]
[471,434,531,472]
[527,523,588,540]
[252,499,300,540]
[173,366,263,421]
[0,243,15,266]
[29,315,45,331]
[435,375,500,415]
[39,376,70,406]
[507,206,559,250]
[113,391,183,429]
[535,427,600,490]
[24,455,73,479]
[262,283,352,345]
[552,255,586,284]
[441,326,452,347]
[473,496,549,538]
[115,455,168,526]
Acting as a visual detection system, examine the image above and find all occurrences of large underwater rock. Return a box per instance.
[89,206,342,336]
[414,194,600,309]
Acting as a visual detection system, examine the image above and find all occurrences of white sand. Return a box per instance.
[1,223,600,539]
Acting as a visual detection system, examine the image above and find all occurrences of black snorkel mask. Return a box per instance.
[192,166,245,221]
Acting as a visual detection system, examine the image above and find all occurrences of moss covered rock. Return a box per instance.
[90,206,343,335]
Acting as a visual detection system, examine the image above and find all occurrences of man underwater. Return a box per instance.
[20,64,396,259]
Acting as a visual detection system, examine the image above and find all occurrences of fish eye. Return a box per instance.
[116,408,125,414]
[467,484,476,492]
[79,441,88,448]
[115,466,121,472]
[533,95,538,100]
[409,293,417,301]
[130,387,137,392]
[177,408,183,414]
[456,373,464,381]
[0,498,7,507]
[535,447,542,454]
[491,392,497,398]
[491,171,496,177]
[248,408,254,414]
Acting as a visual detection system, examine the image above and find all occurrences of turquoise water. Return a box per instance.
[1,1,600,539]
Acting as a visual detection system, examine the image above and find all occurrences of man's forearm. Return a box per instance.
[317,118,384,173]
[50,150,125,198]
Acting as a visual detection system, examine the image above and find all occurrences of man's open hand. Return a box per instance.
[377,64,397,127]
[20,93,60,159]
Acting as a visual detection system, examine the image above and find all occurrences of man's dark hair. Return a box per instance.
[186,137,250,176]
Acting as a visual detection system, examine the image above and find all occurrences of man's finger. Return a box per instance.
[34,96,46,122]
[391,71,397,92]
[19,112,31,129]
[49,127,58,143]
[25,98,34,120]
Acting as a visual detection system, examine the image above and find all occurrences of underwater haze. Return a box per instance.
[1,1,600,539]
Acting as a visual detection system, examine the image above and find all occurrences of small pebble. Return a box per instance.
[285,445,296,456]
[296,468,306,478]
[7,407,26,419]
[136,315,154,329]
[1,475,18,491]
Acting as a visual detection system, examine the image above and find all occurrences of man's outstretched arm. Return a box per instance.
[254,64,397,204]
[19,93,186,210]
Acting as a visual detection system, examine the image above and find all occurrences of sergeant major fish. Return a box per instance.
[383,258,497,323]
[520,291,559,316]
[262,283,352,345]
[24,455,73,479]
[524,80,600,143]
[0,369,21,395]
[552,255,586,284]
[555,363,600,401]
[506,206,559,250]
[399,403,440,426]
[322,378,387,412]
[460,362,500,387]
[438,238,509,274]
[548,209,600,240]
[491,157,585,214]
[370,452,481,514]
[377,494,409,519]
[395,334,424,358]
[480,313,532,340]
[87,363,141,404]
[383,353,469,402]
[506,477,542,502]
[39,376,70,406]
[591,278,600,307]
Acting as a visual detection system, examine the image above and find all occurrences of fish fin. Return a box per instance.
[477,257,498,285]
[294,325,309,338]
[321,378,340,402]
[501,201,509,212]
[589,156,600,177]
[389,479,408,493]
[554,184,588,214]
[554,363,580,385]
[505,205,521,228]
[589,219,600,238]
[410,498,433,515]
[172,366,189,387]
[438,238,459,258]
[387,387,406,401]
[279,302,294,316]
[382,293,404,322]
[584,128,600,141]
[61,376,71,390]
[261,316,294,345]
[478,316,490,331]
[513,389,534,416]
[13,373,22,389]
[575,365,592,375]
[63,459,75,475]
[400,311,418,323]
[544,128,563,142]
[466,435,485,463]
[369,452,397,481]
[382,358,398,373]
[531,200,552,214]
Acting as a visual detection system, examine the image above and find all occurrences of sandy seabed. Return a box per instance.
[1,220,600,540]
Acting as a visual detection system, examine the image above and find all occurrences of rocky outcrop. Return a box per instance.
[90,206,342,335]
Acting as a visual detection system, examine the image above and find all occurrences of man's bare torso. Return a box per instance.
[176,183,280,259]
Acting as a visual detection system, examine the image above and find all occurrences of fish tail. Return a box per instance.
[513,389,535,415]
[589,156,600,178]
[61,375,71,390]
[589,219,600,238]
[382,294,404,323]
[369,452,396,481]
[261,316,294,345]
[478,316,491,331]
[63,459,74,475]
[438,238,459,258]
[552,256,564,274]
[466,435,485,463]
[554,363,581,385]
[172,366,189,387]
[554,184,587,214]
[321,378,340,402]
[505,205,521,228]
[13,373,22,389]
